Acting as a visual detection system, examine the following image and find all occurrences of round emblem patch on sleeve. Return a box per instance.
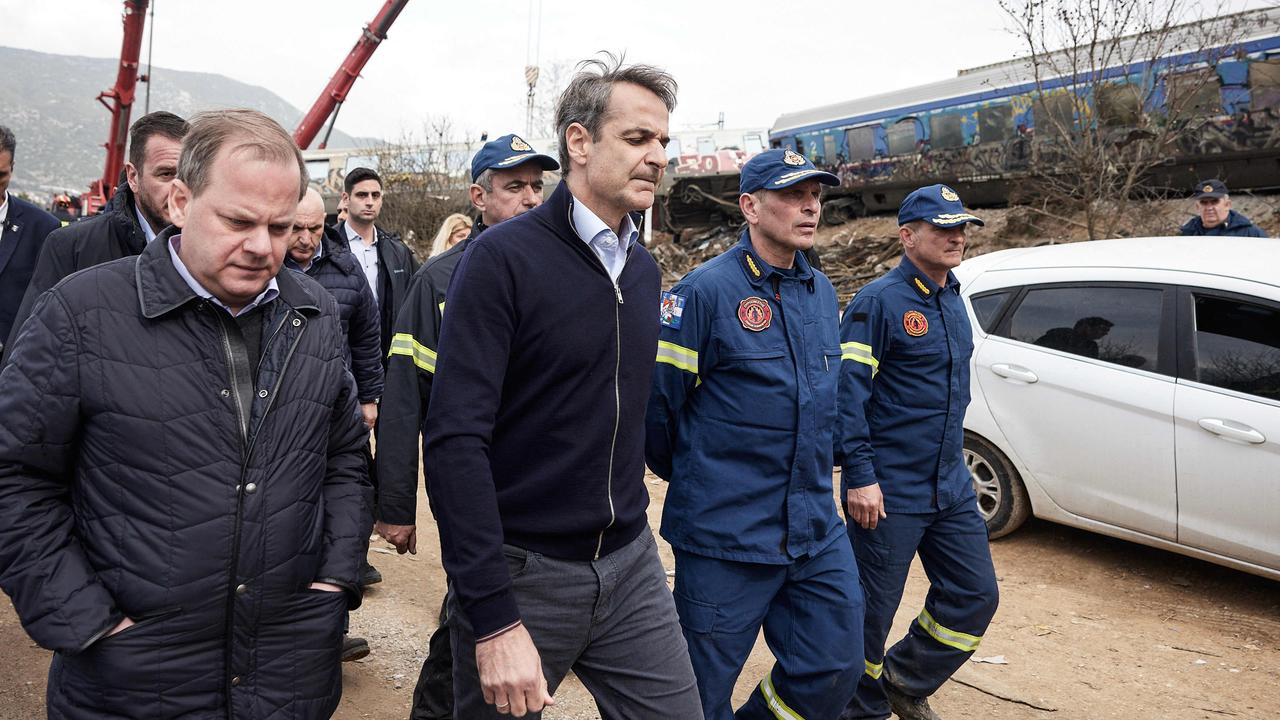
[903,310,929,337]
[738,297,772,332]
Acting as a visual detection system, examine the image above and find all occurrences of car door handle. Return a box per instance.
[990,363,1039,383]
[1197,418,1266,445]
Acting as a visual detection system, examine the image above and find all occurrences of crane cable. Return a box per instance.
[143,0,156,113]
[519,0,540,135]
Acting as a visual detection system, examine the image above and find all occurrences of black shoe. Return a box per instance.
[360,560,383,587]
[342,635,370,662]
[882,672,941,720]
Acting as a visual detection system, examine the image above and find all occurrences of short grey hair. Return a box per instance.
[178,109,306,201]
[554,52,677,176]
[473,168,494,193]
[0,125,15,159]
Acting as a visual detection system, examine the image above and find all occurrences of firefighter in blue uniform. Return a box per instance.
[836,184,999,720]
[647,148,863,720]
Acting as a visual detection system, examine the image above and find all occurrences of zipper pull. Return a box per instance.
[613,283,624,305]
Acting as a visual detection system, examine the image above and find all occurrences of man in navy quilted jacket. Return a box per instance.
[0,109,371,720]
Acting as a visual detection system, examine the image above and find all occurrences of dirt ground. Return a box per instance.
[2,474,1276,720]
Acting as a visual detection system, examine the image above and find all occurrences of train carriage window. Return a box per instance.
[697,137,716,156]
[743,133,765,155]
[845,126,876,161]
[343,155,379,175]
[823,135,838,163]
[1034,93,1079,139]
[929,113,964,150]
[1249,59,1280,112]
[977,105,1013,143]
[666,137,682,160]
[886,118,919,156]
[305,159,330,183]
[1097,83,1143,126]
[1166,70,1222,116]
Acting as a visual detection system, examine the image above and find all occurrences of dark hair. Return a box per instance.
[554,52,677,175]
[178,109,307,201]
[128,111,189,170]
[0,125,15,159]
[344,167,383,194]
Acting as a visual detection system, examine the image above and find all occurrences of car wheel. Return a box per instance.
[964,432,1030,539]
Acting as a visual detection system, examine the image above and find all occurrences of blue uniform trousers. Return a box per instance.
[839,499,998,720]
[674,537,864,720]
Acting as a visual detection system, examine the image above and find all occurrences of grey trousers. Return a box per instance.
[449,527,704,719]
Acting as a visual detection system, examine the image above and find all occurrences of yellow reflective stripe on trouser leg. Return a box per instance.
[916,608,983,653]
[760,671,805,720]
[387,332,438,374]
[655,340,699,376]
[864,659,884,679]
[840,341,879,377]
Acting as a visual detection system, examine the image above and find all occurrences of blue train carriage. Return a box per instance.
[769,7,1280,224]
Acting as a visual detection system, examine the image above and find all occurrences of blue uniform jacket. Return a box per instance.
[837,254,975,513]
[646,231,845,564]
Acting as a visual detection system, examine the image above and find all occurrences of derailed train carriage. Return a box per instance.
[657,8,1280,236]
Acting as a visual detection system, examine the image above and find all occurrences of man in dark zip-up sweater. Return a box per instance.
[424,59,701,718]
[377,133,559,720]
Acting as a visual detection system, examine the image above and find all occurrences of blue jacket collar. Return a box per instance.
[735,228,814,287]
[895,253,959,301]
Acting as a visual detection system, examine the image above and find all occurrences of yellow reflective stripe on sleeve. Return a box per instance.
[916,608,983,653]
[760,671,806,720]
[655,340,699,376]
[841,341,880,376]
[387,332,438,374]
[864,659,884,679]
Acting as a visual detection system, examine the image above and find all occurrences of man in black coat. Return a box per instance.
[0,109,371,720]
[337,166,420,360]
[0,125,61,355]
[4,111,189,358]
[1179,179,1268,237]
[287,187,383,416]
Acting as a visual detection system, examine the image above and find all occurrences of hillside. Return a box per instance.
[0,46,376,197]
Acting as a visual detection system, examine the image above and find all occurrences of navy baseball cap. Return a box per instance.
[470,134,559,182]
[897,184,984,227]
[1192,179,1228,199]
[739,149,839,194]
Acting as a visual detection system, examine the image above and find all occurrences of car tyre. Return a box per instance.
[964,431,1030,539]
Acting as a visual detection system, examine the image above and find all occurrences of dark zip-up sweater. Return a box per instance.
[423,182,660,639]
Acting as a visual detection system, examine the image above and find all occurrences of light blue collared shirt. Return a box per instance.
[344,221,380,303]
[168,234,279,317]
[134,202,158,244]
[570,197,638,283]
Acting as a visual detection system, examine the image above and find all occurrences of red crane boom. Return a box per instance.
[86,0,149,215]
[293,0,410,150]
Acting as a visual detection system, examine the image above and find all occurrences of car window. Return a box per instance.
[1001,286,1163,371]
[1192,295,1280,401]
[970,290,1013,333]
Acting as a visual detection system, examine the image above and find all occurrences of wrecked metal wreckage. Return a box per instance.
[656,9,1280,242]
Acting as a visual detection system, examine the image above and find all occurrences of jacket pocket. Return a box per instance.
[91,606,183,649]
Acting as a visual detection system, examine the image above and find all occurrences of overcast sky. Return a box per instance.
[2,0,1270,146]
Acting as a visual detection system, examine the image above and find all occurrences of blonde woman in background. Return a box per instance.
[430,213,473,257]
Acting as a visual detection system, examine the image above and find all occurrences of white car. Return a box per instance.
[955,236,1279,580]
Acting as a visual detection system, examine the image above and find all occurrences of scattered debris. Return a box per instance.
[970,655,1009,665]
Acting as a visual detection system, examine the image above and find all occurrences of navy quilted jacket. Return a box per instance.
[286,226,384,402]
[0,231,372,719]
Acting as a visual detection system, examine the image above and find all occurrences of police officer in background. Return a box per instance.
[376,134,558,720]
[647,148,863,719]
[1179,179,1267,237]
[837,185,999,720]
